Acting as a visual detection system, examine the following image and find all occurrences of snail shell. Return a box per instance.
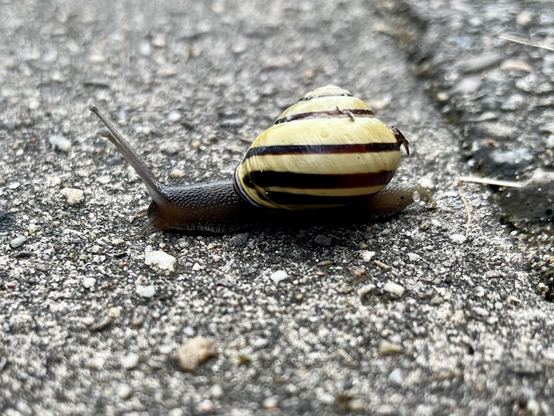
[235,85,409,210]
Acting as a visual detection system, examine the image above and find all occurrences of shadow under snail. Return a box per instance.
[89,85,434,235]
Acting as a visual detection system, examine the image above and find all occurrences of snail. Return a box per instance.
[89,85,434,234]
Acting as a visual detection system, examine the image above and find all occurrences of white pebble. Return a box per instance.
[9,236,27,249]
[192,263,203,271]
[117,383,133,400]
[145,250,177,272]
[109,307,121,318]
[262,396,278,410]
[170,168,185,178]
[121,352,140,370]
[168,110,182,122]
[138,285,156,298]
[269,270,288,285]
[388,368,403,387]
[472,306,489,317]
[60,188,84,205]
[407,253,421,262]
[450,234,467,244]
[82,277,96,288]
[210,384,224,399]
[49,135,72,152]
[384,282,405,297]
[197,399,215,413]
[360,250,376,262]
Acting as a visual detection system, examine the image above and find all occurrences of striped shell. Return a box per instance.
[234,85,409,210]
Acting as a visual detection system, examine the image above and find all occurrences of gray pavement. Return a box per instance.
[1,0,553,415]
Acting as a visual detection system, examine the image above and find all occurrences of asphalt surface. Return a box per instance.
[1,0,553,415]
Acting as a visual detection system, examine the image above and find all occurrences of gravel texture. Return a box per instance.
[1,0,553,415]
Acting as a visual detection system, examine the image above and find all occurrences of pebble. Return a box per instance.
[109,307,121,319]
[197,399,215,414]
[60,188,84,205]
[168,110,182,122]
[350,266,368,281]
[82,277,96,288]
[383,282,405,297]
[92,316,113,332]
[9,236,27,249]
[162,142,180,156]
[407,253,421,262]
[360,250,376,262]
[314,234,332,247]
[117,383,133,400]
[121,352,140,370]
[170,168,185,178]
[270,270,287,285]
[49,135,72,152]
[388,368,404,387]
[209,384,224,399]
[449,234,466,244]
[472,306,489,317]
[358,284,376,300]
[262,396,278,410]
[177,337,218,372]
[379,340,403,355]
[145,250,177,272]
[138,285,156,298]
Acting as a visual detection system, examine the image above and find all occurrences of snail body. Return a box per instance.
[90,85,432,234]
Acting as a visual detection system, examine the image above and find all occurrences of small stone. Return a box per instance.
[9,236,27,249]
[358,284,376,300]
[472,306,489,317]
[121,352,140,370]
[449,234,466,244]
[82,277,96,288]
[60,188,84,205]
[516,10,533,26]
[159,344,174,355]
[270,270,287,285]
[348,398,366,412]
[139,40,151,56]
[192,263,203,271]
[109,307,121,318]
[152,34,166,48]
[92,316,113,332]
[379,340,403,355]
[49,135,72,152]
[349,266,367,280]
[117,383,133,400]
[314,234,332,247]
[210,384,224,399]
[500,60,532,73]
[168,110,182,122]
[383,282,405,297]
[82,317,94,326]
[162,142,180,156]
[407,253,421,262]
[388,368,403,387]
[177,337,217,372]
[262,397,278,410]
[169,409,184,416]
[145,250,177,272]
[360,250,376,262]
[170,168,185,178]
[138,285,156,298]
[197,399,215,414]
